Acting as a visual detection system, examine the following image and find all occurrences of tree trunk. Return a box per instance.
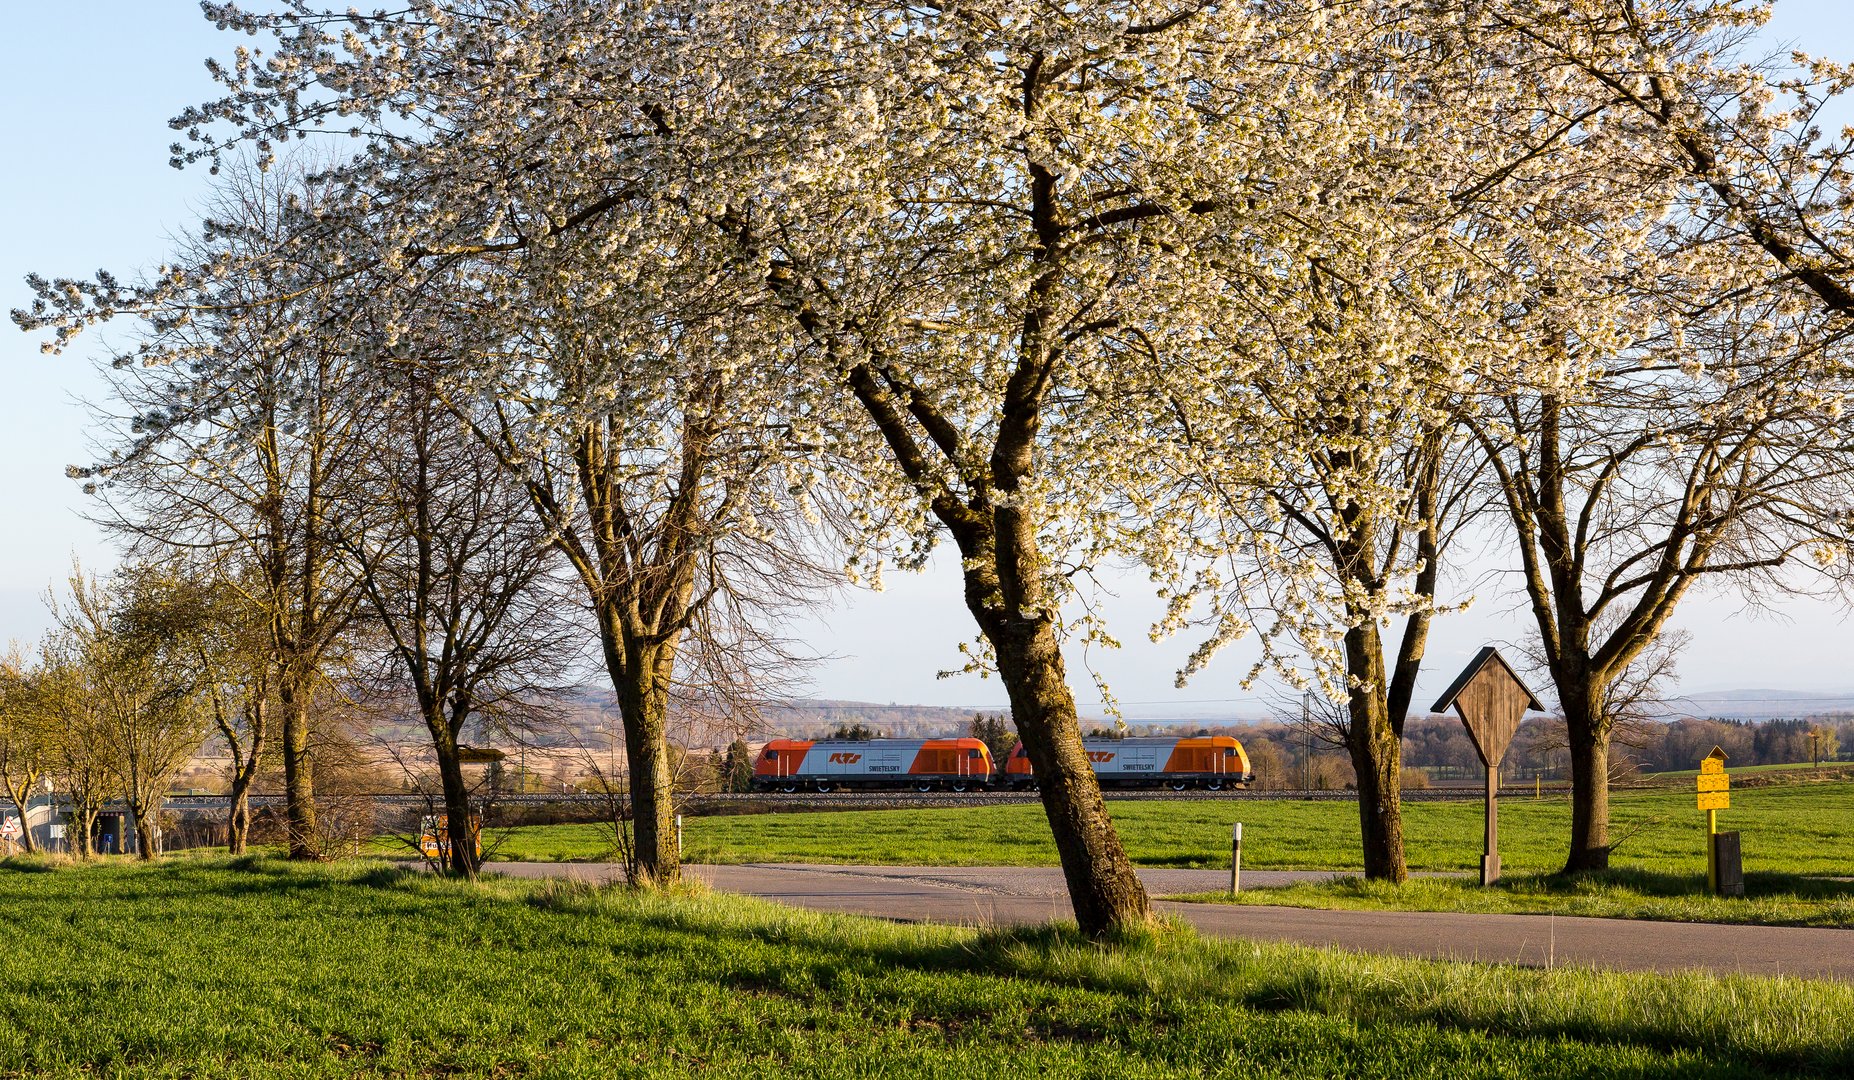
[1342,622,1408,883]
[435,748,477,878]
[1563,685,1612,873]
[224,699,265,857]
[278,678,317,860]
[227,788,251,856]
[226,756,258,856]
[610,634,678,887]
[2,784,38,855]
[1343,702,1407,883]
[977,587,1150,936]
[73,806,97,859]
[130,802,158,862]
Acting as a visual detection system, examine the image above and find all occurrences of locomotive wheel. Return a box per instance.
[1206,779,1225,792]
[778,782,798,794]
[949,780,969,793]
[1168,780,1190,792]
[813,781,833,793]
[915,779,936,792]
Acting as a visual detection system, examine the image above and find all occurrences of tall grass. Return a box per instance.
[0,857,1848,1077]
[1179,868,1854,928]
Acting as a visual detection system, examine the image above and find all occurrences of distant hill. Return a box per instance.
[534,688,998,745]
[1662,689,1854,721]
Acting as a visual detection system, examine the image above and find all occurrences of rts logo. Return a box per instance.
[1087,751,1116,763]
[828,752,862,764]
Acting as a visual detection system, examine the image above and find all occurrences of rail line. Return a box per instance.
[154,785,1574,815]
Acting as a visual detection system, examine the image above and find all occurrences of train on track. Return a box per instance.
[1005,735,1252,791]
[751,734,1253,792]
[752,738,995,792]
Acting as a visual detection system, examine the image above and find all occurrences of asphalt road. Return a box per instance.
[485,860,1854,981]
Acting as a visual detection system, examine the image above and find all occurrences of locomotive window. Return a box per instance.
[1224,748,1236,756]
[969,749,981,758]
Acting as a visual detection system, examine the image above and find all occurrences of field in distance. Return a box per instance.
[490,781,1854,876]
[479,781,1854,927]
[2,857,1852,1078]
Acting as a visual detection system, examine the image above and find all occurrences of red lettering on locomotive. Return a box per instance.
[828,752,862,764]
[1087,751,1116,763]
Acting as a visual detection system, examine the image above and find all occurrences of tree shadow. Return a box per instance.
[1537,866,1854,903]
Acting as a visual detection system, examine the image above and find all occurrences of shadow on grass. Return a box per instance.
[1529,866,1854,903]
[42,856,1845,1077]
[0,857,57,874]
[529,881,1849,1077]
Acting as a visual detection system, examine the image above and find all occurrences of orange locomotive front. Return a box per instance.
[1004,735,1252,791]
[752,737,995,792]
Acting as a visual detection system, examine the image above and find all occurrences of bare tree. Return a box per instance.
[1470,294,1854,871]
[437,262,842,887]
[69,162,365,859]
[335,364,577,878]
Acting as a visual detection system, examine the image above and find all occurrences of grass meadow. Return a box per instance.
[492,781,1854,877]
[2,856,1853,1078]
[477,781,1854,927]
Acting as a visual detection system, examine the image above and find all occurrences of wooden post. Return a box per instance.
[1432,647,1542,888]
[1483,765,1500,885]
[1229,822,1243,896]
[1705,807,1717,893]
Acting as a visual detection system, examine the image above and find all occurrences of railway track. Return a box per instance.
[156,785,1570,816]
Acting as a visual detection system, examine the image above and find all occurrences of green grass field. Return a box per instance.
[491,781,1854,878]
[3,857,1853,1078]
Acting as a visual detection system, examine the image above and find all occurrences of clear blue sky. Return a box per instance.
[3,2,1851,716]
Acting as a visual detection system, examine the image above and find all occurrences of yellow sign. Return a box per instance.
[1697,790,1730,811]
[1696,773,1730,793]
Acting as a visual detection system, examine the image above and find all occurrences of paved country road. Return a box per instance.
[484,861,1854,982]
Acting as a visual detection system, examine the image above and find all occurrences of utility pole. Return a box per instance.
[1300,692,1312,790]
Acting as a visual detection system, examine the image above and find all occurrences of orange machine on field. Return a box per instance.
[1004,735,1252,791]
[752,738,994,792]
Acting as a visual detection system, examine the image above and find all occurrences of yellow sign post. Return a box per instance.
[1698,747,1730,891]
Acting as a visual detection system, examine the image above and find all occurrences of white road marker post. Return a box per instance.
[675,814,684,865]
[1230,822,1243,896]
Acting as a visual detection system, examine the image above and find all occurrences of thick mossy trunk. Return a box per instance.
[608,633,679,887]
[1346,708,1408,883]
[1342,622,1408,884]
[435,748,477,878]
[1564,689,1612,873]
[987,613,1150,934]
[279,679,317,860]
[964,515,1150,936]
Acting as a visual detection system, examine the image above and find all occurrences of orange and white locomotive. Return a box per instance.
[752,737,995,792]
[1004,735,1252,791]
